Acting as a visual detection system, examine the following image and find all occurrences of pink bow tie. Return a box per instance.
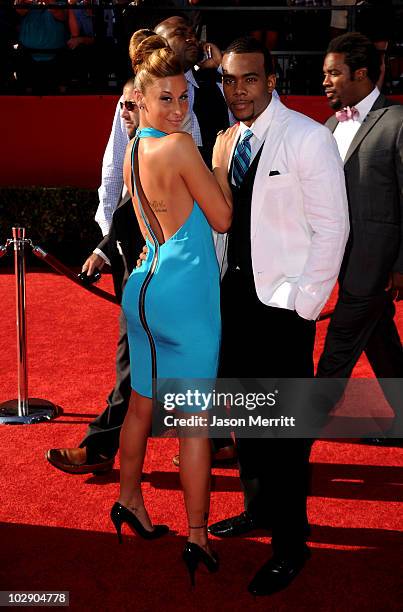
[335,106,359,122]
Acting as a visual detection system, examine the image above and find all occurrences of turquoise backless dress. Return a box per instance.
[121,127,221,400]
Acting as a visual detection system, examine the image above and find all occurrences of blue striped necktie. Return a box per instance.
[233,129,253,187]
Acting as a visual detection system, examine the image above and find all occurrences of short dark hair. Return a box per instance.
[327,32,380,84]
[153,13,190,32]
[223,36,274,76]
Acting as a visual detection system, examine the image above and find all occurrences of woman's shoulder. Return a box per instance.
[164,131,194,148]
[162,132,198,165]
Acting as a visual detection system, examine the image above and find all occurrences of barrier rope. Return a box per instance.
[31,246,118,305]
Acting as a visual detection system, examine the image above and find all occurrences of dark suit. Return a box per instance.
[192,67,230,166]
[317,94,403,433]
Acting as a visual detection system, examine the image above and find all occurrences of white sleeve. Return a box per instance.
[295,126,350,320]
[95,98,129,236]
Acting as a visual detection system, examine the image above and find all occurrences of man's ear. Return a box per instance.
[354,67,367,81]
[267,73,276,93]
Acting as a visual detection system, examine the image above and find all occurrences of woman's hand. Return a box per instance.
[212,124,239,173]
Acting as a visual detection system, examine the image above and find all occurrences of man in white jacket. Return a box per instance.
[209,37,349,596]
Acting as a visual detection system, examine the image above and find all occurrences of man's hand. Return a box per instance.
[136,245,148,268]
[82,253,105,276]
[198,42,222,70]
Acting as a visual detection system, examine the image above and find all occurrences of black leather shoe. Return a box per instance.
[248,546,311,596]
[208,512,269,538]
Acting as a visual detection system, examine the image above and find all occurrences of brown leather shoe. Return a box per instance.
[172,445,237,468]
[46,447,114,475]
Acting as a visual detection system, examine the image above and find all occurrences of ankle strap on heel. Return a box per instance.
[188,524,207,529]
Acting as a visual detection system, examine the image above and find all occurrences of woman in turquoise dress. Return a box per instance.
[110,33,234,583]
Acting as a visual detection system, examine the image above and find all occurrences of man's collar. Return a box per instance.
[354,87,380,122]
[239,94,278,141]
[185,69,199,89]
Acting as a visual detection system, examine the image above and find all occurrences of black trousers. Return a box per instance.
[219,269,316,557]
[317,289,403,434]
[80,309,131,458]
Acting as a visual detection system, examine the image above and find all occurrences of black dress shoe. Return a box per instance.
[208,512,269,538]
[248,546,311,596]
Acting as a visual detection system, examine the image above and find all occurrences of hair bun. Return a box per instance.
[129,29,183,92]
[131,33,169,74]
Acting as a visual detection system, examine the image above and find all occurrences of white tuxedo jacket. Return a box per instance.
[215,96,349,320]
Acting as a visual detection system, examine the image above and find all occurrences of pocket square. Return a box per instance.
[269,170,280,176]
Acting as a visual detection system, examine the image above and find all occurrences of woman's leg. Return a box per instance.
[118,390,154,530]
[179,433,212,550]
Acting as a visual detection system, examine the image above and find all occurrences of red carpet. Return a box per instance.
[0,271,402,611]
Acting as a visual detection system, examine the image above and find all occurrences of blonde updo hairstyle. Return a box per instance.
[130,31,183,93]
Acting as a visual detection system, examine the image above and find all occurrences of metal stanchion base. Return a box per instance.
[0,399,59,424]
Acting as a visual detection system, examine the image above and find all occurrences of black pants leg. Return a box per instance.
[364,298,403,435]
[317,290,399,378]
[258,438,313,557]
[219,270,315,552]
[317,290,403,433]
[80,310,131,458]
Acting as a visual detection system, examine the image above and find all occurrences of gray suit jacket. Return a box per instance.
[326,94,403,296]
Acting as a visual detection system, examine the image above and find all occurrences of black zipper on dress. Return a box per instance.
[131,133,160,407]
[138,242,159,407]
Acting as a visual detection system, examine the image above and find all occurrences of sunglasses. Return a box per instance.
[120,100,137,111]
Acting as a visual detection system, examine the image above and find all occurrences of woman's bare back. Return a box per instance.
[125,132,196,245]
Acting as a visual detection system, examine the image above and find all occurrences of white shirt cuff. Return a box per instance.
[93,248,111,267]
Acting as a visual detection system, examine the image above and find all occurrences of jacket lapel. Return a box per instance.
[251,100,290,237]
[326,115,338,133]
[343,94,388,165]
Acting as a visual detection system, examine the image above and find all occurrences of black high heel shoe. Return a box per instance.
[110,502,169,543]
[182,541,219,587]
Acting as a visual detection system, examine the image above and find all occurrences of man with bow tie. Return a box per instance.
[209,36,349,595]
[318,32,403,444]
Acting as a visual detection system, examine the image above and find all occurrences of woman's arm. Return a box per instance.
[212,127,237,212]
[174,130,236,233]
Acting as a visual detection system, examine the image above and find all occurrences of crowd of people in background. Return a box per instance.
[1,0,403,95]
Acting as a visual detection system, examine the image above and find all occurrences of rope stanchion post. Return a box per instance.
[0,226,59,424]
[14,226,28,416]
